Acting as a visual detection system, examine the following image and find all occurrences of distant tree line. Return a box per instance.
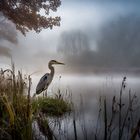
[58,14,140,71]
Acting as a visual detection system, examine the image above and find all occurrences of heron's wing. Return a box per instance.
[36,73,49,94]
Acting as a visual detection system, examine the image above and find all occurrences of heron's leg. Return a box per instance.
[45,90,47,97]
[33,93,36,98]
[43,91,45,98]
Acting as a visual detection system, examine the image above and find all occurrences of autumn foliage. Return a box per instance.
[0,0,61,35]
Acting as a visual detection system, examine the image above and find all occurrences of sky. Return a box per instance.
[1,0,140,75]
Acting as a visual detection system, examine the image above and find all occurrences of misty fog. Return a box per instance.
[1,1,140,140]
[0,1,140,75]
[57,14,140,74]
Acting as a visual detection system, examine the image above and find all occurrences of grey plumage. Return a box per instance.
[36,73,52,94]
[35,60,64,96]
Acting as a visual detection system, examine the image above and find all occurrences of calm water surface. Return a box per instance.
[32,74,140,140]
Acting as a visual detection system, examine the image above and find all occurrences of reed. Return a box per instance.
[0,64,71,140]
[94,77,140,140]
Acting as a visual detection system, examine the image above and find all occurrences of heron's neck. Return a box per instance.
[48,63,54,76]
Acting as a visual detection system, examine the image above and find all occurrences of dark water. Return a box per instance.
[32,74,140,140]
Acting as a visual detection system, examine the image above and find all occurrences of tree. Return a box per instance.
[58,30,90,56]
[0,0,61,35]
[96,14,140,68]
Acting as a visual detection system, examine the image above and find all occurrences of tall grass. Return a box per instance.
[0,64,33,140]
[93,77,140,140]
[0,64,71,140]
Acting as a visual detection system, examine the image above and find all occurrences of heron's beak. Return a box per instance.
[56,61,65,65]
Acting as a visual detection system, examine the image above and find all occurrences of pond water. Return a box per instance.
[32,74,140,140]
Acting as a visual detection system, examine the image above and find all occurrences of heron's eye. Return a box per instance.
[44,76,47,80]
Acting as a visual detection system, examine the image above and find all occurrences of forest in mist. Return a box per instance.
[57,14,140,73]
[1,9,140,74]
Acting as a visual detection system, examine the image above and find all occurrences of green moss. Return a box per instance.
[32,97,71,117]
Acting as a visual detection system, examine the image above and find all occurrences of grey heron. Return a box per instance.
[35,60,64,97]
